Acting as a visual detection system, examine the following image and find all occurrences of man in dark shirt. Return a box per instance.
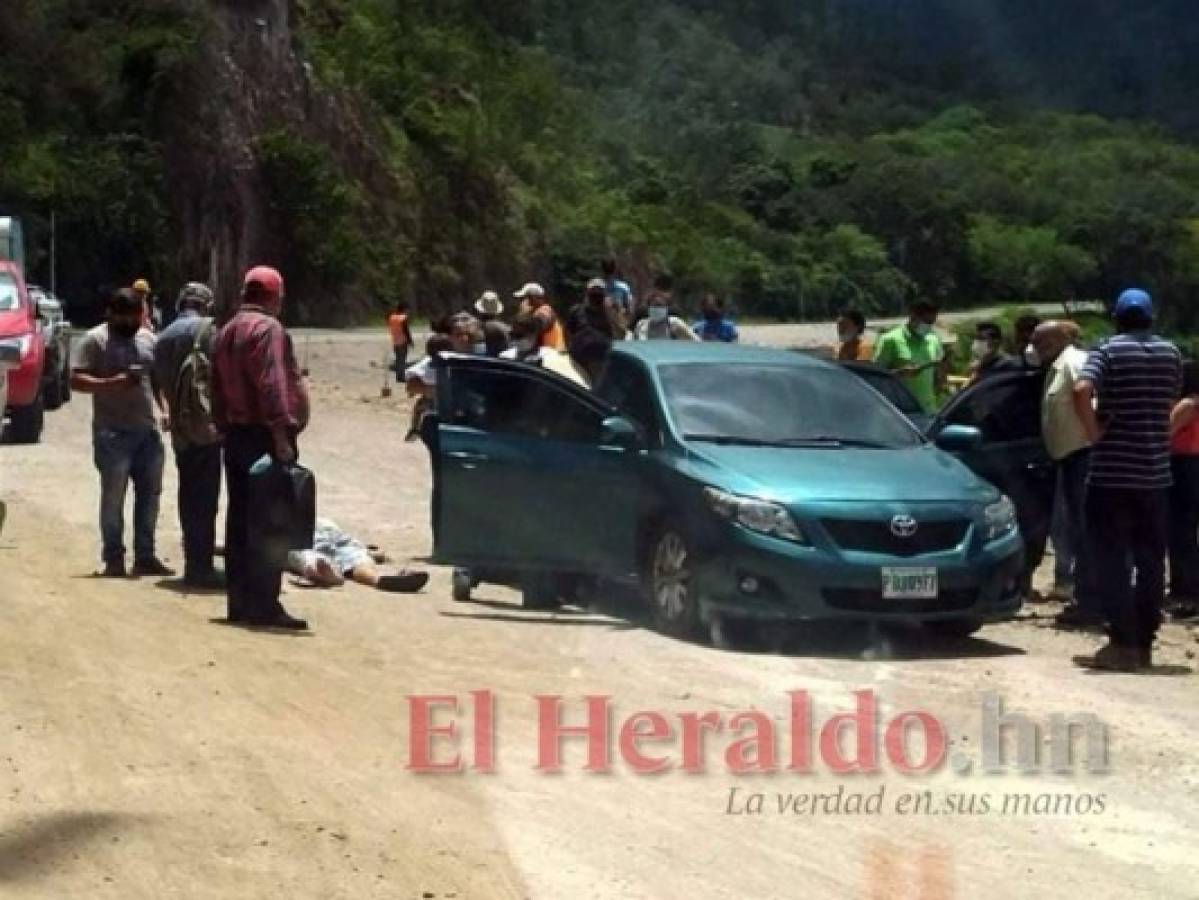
[212,266,311,631]
[565,278,627,346]
[1072,289,1182,671]
[154,282,223,588]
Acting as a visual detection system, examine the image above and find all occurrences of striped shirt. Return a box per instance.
[1081,332,1182,489]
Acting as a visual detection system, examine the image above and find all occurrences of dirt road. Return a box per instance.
[0,328,1196,899]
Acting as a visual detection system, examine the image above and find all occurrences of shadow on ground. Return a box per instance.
[0,811,143,883]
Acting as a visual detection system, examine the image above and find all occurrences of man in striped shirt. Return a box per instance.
[1072,288,1182,671]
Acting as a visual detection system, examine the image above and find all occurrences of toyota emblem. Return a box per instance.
[890,515,919,538]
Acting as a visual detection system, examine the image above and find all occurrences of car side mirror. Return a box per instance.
[934,424,982,453]
[601,416,643,450]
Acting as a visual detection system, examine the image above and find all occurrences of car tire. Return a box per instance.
[644,525,704,640]
[521,572,562,610]
[8,394,44,444]
[42,369,64,411]
[60,359,71,403]
[924,618,984,640]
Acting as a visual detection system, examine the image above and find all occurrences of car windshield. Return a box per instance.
[0,274,17,312]
[660,362,923,448]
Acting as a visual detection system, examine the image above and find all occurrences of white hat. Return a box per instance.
[514,282,546,300]
[475,290,504,317]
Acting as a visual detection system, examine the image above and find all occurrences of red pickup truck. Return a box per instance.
[0,259,47,442]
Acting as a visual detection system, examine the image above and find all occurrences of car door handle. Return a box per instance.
[447,451,489,464]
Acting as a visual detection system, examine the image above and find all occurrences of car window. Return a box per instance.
[847,366,923,416]
[944,374,1044,442]
[594,357,659,441]
[0,274,18,312]
[447,366,604,443]
[659,362,923,448]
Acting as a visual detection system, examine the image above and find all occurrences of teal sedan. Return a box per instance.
[427,343,1024,641]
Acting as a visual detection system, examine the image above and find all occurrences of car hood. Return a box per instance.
[685,442,996,505]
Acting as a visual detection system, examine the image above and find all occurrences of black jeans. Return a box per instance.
[223,426,288,622]
[175,442,222,578]
[1057,449,1096,613]
[393,345,409,382]
[1086,485,1169,648]
[1168,455,1199,599]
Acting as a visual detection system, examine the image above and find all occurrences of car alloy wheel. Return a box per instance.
[649,527,701,639]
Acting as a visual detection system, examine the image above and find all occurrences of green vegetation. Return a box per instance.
[3,1,1199,326]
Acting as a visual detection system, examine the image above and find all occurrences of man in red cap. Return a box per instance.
[212,266,311,630]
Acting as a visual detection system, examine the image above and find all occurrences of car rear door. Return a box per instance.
[431,355,642,575]
[930,369,1054,545]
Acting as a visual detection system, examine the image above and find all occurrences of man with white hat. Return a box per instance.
[474,290,504,320]
[514,282,565,350]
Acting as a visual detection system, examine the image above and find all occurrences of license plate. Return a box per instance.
[882,567,938,600]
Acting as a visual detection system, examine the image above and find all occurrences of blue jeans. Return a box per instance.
[93,427,165,564]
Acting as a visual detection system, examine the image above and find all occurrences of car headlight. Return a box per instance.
[704,487,807,544]
[981,495,1017,542]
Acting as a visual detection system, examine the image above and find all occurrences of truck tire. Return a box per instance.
[8,394,44,444]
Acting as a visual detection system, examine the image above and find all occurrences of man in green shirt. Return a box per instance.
[873,299,945,412]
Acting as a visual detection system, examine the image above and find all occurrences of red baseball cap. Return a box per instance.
[243,265,285,298]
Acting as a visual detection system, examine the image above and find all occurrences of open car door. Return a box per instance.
[929,369,1054,552]
[428,355,643,577]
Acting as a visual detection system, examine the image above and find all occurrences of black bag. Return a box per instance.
[248,459,317,568]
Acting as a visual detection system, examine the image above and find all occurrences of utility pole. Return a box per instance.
[50,210,57,296]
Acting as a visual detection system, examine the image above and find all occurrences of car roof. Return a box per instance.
[612,341,830,369]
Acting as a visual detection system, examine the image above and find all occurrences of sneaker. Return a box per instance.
[1073,642,1143,672]
[100,559,127,578]
[132,557,176,577]
[376,571,430,594]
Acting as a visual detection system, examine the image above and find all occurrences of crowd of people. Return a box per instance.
[64,257,1199,669]
[837,291,1192,672]
[70,266,428,634]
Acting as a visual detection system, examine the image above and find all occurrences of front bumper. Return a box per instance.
[5,346,42,407]
[694,514,1024,626]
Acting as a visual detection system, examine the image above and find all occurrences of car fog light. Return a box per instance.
[740,576,760,595]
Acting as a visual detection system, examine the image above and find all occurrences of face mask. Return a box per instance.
[473,343,487,356]
[516,337,537,353]
[971,340,989,360]
[649,306,668,323]
[911,322,931,338]
[838,328,858,344]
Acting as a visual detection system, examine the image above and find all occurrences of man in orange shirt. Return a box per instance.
[388,301,414,382]
[514,282,565,350]
[835,309,873,361]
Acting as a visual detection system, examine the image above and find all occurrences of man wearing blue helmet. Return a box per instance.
[1072,288,1182,671]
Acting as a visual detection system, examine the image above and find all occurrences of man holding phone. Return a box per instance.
[71,287,174,578]
[873,298,946,413]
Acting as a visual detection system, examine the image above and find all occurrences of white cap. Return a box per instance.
[474,290,504,317]
[514,282,545,300]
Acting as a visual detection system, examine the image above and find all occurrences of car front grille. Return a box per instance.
[820,518,970,557]
[822,588,978,614]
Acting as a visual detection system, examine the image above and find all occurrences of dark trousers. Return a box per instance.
[1168,455,1199,599]
[223,426,287,622]
[175,442,222,578]
[1058,449,1097,613]
[1086,485,1168,648]
[393,345,409,382]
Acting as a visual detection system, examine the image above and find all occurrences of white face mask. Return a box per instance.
[911,322,932,338]
[648,306,669,323]
[971,339,990,360]
[1023,345,1041,367]
[473,343,487,356]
